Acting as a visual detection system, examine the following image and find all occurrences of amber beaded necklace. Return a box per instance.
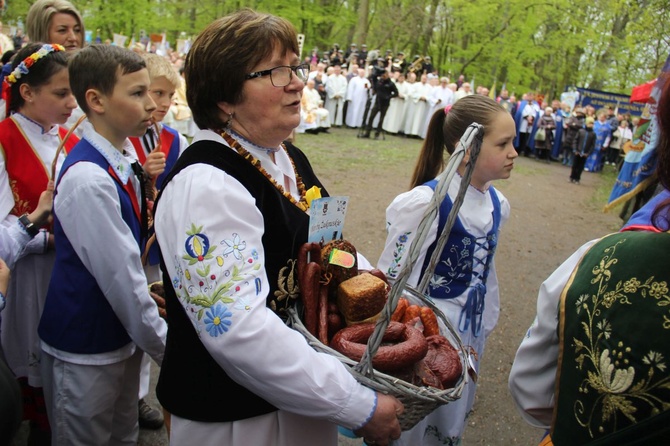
[221,130,309,212]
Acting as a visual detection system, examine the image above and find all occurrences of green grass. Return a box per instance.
[592,164,622,211]
[297,129,623,216]
[295,127,422,172]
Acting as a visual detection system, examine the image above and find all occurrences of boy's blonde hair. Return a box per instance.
[143,53,180,90]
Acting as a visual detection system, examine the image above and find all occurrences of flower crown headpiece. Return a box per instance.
[4,44,66,85]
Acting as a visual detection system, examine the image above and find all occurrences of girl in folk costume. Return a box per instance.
[0,42,78,443]
[378,95,517,445]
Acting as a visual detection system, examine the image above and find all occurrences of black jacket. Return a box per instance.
[371,77,399,106]
[573,127,596,156]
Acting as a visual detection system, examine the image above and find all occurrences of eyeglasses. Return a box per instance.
[245,64,310,87]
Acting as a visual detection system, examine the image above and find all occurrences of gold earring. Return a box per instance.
[226,112,233,128]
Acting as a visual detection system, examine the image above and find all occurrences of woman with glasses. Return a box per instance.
[151,9,403,446]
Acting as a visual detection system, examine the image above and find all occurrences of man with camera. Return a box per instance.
[362,66,398,139]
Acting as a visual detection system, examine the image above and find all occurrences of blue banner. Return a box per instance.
[575,87,646,117]
[605,52,670,211]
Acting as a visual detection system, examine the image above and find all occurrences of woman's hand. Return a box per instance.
[143,151,167,179]
[354,393,403,446]
[28,180,54,228]
[0,257,10,296]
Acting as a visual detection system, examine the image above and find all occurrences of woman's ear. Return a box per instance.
[216,101,233,116]
[19,83,34,103]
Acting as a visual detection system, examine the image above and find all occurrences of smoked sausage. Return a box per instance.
[330,321,428,372]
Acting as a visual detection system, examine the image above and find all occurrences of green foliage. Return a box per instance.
[2,0,667,98]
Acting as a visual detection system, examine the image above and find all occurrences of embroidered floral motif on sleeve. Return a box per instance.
[171,223,262,337]
[386,231,411,279]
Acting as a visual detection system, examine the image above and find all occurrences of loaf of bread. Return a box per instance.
[337,273,388,324]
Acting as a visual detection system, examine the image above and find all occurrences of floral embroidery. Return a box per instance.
[204,303,233,337]
[222,233,246,260]
[386,231,411,279]
[429,236,472,294]
[642,351,667,372]
[272,259,299,310]
[424,424,459,445]
[568,237,670,437]
[172,223,261,337]
[10,179,32,216]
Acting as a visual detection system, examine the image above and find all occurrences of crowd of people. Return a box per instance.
[297,46,639,185]
[0,2,667,446]
[296,53,474,140]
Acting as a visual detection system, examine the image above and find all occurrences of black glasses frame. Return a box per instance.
[244,64,310,87]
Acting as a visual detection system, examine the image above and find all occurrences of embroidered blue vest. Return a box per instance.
[38,139,141,354]
[420,179,501,337]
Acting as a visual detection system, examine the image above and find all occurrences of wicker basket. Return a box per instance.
[288,285,471,431]
[288,123,485,431]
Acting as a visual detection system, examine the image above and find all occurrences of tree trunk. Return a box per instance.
[420,0,441,55]
[354,0,370,47]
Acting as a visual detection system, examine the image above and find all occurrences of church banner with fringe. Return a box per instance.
[575,88,645,117]
[604,53,670,212]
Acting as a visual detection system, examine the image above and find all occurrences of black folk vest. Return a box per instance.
[154,139,328,422]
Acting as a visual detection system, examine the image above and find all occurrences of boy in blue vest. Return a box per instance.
[128,52,188,430]
[38,45,167,445]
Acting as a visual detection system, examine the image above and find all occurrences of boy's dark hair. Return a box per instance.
[1,50,15,65]
[8,43,69,114]
[69,44,146,115]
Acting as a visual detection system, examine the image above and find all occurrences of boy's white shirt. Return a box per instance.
[41,124,167,366]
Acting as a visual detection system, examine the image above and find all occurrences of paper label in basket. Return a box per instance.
[308,196,348,243]
[327,248,355,268]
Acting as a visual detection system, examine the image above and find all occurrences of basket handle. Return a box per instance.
[51,115,87,181]
[354,123,484,377]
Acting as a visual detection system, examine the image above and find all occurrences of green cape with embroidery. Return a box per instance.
[552,231,670,445]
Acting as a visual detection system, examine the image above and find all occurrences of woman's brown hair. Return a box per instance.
[184,9,300,131]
